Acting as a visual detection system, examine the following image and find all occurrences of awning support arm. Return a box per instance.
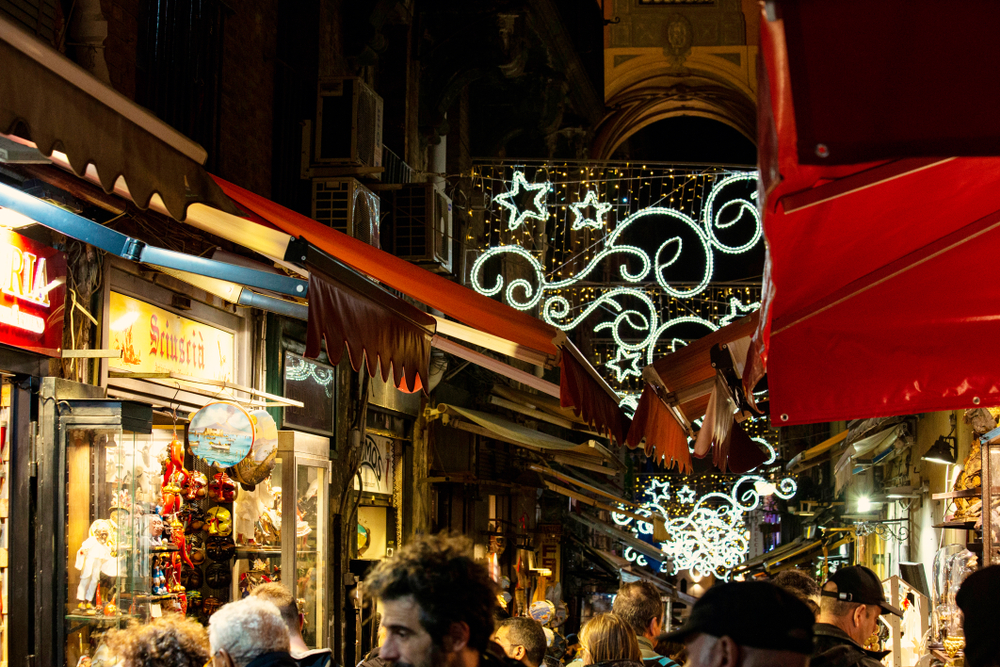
[0,182,308,298]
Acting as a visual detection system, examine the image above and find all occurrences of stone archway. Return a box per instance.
[594,41,758,159]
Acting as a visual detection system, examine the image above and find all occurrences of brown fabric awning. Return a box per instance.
[558,340,630,445]
[625,389,692,473]
[0,16,237,221]
[627,313,762,472]
[305,265,436,395]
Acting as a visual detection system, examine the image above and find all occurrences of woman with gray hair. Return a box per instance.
[208,597,296,667]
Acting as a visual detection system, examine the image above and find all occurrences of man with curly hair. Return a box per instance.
[364,533,520,667]
[104,614,211,667]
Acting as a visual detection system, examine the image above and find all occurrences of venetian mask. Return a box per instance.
[184,471,209,501]
[209,472,238,503]
[206,507,233,536]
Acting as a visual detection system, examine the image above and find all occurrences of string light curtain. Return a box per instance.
[469,161,763,400]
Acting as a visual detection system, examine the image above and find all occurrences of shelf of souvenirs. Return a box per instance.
[236,546,282,557]
[932,487,983,500]
[933,520,979,529]
[235,547,318,558]
[65,593,182,623]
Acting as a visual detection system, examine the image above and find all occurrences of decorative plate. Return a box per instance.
[188,401,254,468]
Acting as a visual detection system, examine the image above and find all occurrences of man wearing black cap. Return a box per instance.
[658,581,814,666]
[812,566,903,667]
[957,565,1000,667]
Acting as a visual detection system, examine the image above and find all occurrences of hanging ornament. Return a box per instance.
[188,402,255,468]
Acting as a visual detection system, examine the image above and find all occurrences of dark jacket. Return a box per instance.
[246,652,300,667]
[295,647,333,667]
[811,623,889,667]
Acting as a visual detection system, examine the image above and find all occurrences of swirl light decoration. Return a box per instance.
[471,164,763,394]
[611,473,797,581]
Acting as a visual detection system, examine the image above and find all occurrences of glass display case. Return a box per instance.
[981,426,1000,565]
[232,430,330,648]
[35,378,154,667]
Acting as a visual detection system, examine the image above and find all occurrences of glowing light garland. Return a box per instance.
[570,189,613,230]
[472,169,762,389]
[612,473,798,580]
[492,171,552,231]
[285,355,335,397]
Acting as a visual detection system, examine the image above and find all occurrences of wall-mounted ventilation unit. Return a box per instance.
[311,177,380,248]
[313,77,383,178]
[390,183,452,274]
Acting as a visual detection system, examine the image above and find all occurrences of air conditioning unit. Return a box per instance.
[314,77,383,178]
[311,178,380,247]
[391,184,452,274]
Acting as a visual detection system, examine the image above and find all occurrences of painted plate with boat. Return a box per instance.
[188,401,254,468]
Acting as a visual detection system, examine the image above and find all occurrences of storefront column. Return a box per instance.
[8,378,35,667]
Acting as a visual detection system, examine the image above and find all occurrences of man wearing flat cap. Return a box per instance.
[657,581,814,667]
[812,566,903,667]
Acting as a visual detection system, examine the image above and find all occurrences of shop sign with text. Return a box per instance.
[354,433,394,496]
[0,230,65,356]
[108,291,235,381]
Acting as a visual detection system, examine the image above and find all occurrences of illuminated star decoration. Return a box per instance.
[607,347,643,382]
[647,478,670,500]
[569,189,613,230]
[718,296,761,327]
[677,485,696,504]
[493,170,552,231]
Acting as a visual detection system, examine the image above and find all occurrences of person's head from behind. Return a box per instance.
[251,582,306,651]
[105,614,210,667]
[365,533,499,667]
[817,566,901,646]
[612,581,663,640]
[958,565,1000,667]
[579,613,640,665]
[660,581,813,667]
[493,617,547,667]
[771,569,821,618]
[208,597,291,667]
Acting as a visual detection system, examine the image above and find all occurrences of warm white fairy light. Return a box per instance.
[570,189,613,230]
[471,167,762,393]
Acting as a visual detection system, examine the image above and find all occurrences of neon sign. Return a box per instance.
[0,230,65,355]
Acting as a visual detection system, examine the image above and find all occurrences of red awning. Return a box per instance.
[750,6,1000,425]
[214,177,557,357]
[214,176,630,443]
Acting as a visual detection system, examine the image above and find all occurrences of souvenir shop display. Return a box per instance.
[38,382,332,666]
[231,430,331,649]
[36,379,157,667]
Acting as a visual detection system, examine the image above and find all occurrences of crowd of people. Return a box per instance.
[102,534,1000,667]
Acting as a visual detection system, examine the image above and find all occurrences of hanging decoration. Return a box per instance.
[612,470,798,581]
[188,401,255,469]
[470,163,763,397]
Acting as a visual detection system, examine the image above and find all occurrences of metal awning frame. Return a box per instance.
[0,181,309,321]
